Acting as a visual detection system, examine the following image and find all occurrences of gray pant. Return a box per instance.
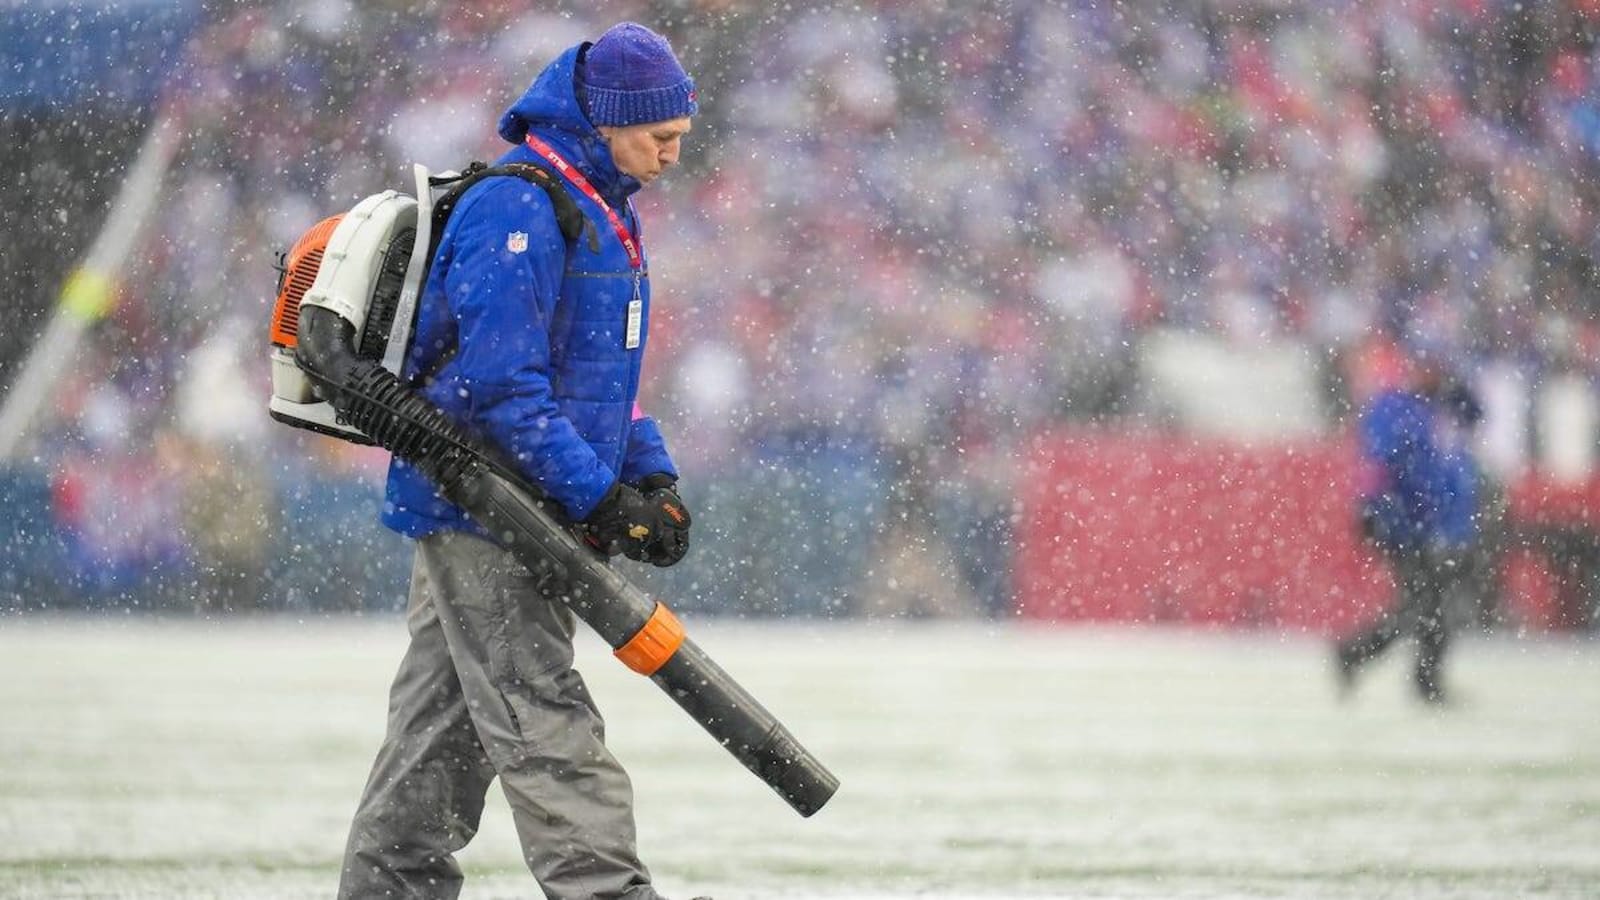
[339,530,664,900]
[1338,541,1456,701]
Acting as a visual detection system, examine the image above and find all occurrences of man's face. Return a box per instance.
[598,117,692,185]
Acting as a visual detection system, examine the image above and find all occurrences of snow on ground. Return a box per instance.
[0,615,1597,898]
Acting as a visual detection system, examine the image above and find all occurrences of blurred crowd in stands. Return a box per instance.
[6,0,1600,624]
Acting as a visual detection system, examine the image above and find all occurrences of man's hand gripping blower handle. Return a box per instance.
[294,304,839,817]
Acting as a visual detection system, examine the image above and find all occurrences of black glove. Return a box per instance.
[637,473,691,567]
[582,477,691,566]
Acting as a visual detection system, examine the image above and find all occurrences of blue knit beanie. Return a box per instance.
[580,23,698,127]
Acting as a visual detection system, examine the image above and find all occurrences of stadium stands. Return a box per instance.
[4,1,1600,626]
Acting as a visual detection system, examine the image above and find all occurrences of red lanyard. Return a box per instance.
[523,134,642,271]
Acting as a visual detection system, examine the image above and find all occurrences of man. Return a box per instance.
[340,23,699,900]
[1336,349,1481,705]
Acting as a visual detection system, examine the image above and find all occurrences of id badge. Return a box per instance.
[625,298,643,349]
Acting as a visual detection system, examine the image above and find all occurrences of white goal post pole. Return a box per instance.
[0,113,181,462]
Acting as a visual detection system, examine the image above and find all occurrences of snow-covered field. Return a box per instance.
[1,616,1596,899]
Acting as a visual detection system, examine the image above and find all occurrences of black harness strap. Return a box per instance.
[383,161,593,386]
[428,161,590,260]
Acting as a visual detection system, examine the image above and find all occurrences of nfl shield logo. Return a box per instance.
[506,231,529,253]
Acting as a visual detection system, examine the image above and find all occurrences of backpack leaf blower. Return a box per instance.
[268,164,839,817]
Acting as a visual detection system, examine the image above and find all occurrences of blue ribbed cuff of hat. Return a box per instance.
[585,78,698,127]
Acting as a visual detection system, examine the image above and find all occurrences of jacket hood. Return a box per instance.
[497,44,639,200]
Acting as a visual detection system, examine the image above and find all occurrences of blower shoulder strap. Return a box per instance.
[399,162,593,387]
[427,161,589,263]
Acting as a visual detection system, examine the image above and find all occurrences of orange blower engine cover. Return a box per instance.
[269,214,344,349]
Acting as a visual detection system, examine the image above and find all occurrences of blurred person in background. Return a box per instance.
[339,23,702,900]
[175,314,278,614]
[49,380,190,610]
[1336,343,1484,705]
[181,437,275,614]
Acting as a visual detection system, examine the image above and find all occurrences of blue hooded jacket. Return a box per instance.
[382,44,678,538]
[1358,388,1477,551]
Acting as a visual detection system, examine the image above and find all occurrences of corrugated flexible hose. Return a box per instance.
[294,305,840,816]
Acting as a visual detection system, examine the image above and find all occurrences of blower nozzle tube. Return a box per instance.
[294,306,840,817]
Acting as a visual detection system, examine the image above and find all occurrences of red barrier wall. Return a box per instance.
[1014,431,1394,633]
[1500,474,1600,630]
